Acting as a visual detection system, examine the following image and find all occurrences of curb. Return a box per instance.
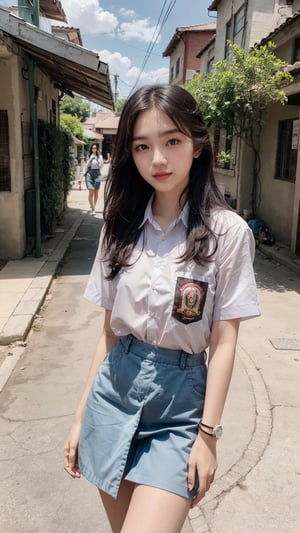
[188,344,273,532]
[0,214,85,346]
[256,245,300,276]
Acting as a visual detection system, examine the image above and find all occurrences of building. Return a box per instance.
[83,112,120,159]
[196,0,300,256]
[163,23,216,85]
[0,4,113,259]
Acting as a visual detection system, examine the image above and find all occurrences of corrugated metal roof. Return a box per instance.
[0,7,114,109]
[39,0,66,23]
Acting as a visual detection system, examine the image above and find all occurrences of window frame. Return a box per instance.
[175,57,180,77]
[275,118,299,183]
[233,5,246,37]
[293,36,300,63]
[224,3,246,58]
[0,110,11,191]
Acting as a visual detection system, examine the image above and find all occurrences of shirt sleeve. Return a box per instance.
[83,226,116,309]
[213,217,261,321]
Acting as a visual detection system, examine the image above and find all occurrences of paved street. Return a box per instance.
[0,181,299,532]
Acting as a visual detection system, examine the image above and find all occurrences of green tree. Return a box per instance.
[115,98,126,113]
[185,42,293,215]
[60,113,84,138]
[60,95,90,122]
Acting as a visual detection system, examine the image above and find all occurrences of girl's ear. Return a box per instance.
[194,146,203,159]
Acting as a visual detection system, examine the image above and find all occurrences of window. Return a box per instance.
[170,66,174,82]
[214,127,233,169]
[0,110,11,191]
[175,57,180,77]
[234,5,246,37]
[275,118,299,182]
[207,56,214,73]
[49,99,57,125]
[225,3,246,58]
[225,20,232,59]
[293,37,300,63]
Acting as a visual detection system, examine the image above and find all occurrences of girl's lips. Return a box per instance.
[153,172,172,180]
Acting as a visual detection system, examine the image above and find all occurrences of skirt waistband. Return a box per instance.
[120,335,206,368]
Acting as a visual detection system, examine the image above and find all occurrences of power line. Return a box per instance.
[128,0,176,96]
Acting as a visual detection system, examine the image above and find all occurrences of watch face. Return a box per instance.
[213,425,223,439]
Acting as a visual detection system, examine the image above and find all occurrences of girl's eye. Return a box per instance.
[134,144,148,152]
[167,138,179,146]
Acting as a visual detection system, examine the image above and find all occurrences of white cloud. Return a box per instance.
[139,67,169,85]
[59,1,160,42]
[98,49,169,96]
[61,0,118,34]
[119,18,160,42]
[119,8,136,19]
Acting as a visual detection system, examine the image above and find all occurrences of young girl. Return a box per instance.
[82,144,104,215]
[64,84,260,533]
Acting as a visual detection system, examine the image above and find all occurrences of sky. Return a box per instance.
[50,0,215,101]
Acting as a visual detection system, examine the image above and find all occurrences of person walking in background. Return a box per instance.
[82,144,104,215]
[64,84,260,533]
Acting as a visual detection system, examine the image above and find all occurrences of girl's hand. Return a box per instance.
[188,431,218,507]
[64,419,82,478]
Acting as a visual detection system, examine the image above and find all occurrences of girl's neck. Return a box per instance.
[152,192,186,231]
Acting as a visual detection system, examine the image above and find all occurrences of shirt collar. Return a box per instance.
[139,194,189,230]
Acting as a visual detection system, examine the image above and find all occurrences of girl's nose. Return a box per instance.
[152,147,167,165]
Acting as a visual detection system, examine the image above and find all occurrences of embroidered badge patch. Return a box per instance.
[172,276,208,324]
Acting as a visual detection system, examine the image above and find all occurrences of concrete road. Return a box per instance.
[0,183,299,532]
[0,204,194,532]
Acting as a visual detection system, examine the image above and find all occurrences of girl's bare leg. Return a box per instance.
[93,190,99,211]
[121,484,191,533]
[99,479,135,533]
[88,190,94,209]
[99,482,190,533]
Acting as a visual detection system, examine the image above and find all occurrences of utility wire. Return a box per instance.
[128,0,176,96]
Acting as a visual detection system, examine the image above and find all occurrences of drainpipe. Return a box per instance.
[29,0,41,256]
[28,58,41,257]
[32,0,40,27]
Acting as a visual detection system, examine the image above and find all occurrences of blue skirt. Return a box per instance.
[78,335,207,499]
[85,169,100,190]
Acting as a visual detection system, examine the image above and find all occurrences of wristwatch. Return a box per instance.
[211,424,223,439]
[198,419,223,439]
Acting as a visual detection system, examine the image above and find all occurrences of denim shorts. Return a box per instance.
[78,335,207,499]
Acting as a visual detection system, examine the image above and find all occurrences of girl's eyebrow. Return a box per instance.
[132,128,180,141]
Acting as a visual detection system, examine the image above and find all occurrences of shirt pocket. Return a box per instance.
[171,274,208,325]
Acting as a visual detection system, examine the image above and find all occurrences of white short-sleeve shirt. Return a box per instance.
[84,200,260,354]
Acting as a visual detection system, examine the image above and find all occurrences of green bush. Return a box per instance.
[38,121,73,234]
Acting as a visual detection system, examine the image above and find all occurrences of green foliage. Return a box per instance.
[184,42,293,215]
[216,150,235,166]
[115,98,126,113]
[185,42,293,142]
[60,113,84,138]
[60,95,90,122]
[38,121,73,233]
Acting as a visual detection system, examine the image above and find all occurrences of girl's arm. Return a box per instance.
[64,309,119,478]
[188,317,240,506]
[82,157,91,176]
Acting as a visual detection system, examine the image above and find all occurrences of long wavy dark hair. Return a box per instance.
[103,84,228,279]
